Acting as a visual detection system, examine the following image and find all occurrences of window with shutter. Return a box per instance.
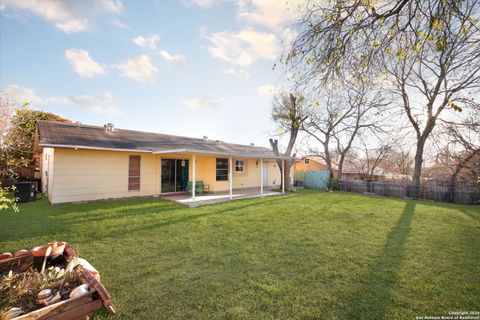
[128,155,141,191]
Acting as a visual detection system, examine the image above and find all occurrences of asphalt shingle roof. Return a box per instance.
[36,121,287,159]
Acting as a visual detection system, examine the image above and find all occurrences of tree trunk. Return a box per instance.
[322,138,333,178]
[336,153,346,179]
[269,139,284,188]
[284,160,293,191]
[411,137,427,198]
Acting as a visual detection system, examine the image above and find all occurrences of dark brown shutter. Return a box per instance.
[128,155,141,191]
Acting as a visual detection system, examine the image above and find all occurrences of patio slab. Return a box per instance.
[161,187,282,207]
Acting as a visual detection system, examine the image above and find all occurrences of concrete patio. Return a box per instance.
[160,187,282,207]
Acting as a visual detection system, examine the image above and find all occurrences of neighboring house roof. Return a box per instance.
[35,121,291,159]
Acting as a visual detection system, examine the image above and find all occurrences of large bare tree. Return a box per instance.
[270,93,309,190]
[302,76,388,178]
[288,0,480,197]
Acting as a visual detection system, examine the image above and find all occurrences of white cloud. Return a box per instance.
[180,0,223,8]
[203,27,279,67]
[281,27,298,48]
[47,92,118,114]
[1,84,118,114]
[2,84,45,105]
[179,96,225,109]
[237,0,303,29]
[133,35,160,50]
[116,55,158,83]
[222,68,250,79]
[256,84,277,96]
[111,18,129,29]
[65,49,106,78]
[158,50,186,68]
[0,0,123,33]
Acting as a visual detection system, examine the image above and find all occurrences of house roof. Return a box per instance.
[36,121,291,159]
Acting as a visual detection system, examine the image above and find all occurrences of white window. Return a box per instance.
[235,160,245,172]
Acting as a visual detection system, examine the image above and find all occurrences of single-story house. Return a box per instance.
[294,156,337,174]
[34,121,292,205]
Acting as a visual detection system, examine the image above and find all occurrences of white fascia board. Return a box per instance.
[39,144,295,160]
[154,148,294,160]
[38,144,153,153]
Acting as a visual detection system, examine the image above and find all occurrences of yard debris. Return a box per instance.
[0,253,12,261]
[5,307,23,319]
[69,283,91,299]
[0,242,116,319]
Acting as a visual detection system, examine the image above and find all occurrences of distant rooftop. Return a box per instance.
[36,121,290,159]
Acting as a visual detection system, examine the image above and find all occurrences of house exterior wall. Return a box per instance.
[294,158,329,172]
[44,148,287,204]
[50,148,159,204]
[41,147,55,202]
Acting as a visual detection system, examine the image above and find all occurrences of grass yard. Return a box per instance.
[1,190,479,319]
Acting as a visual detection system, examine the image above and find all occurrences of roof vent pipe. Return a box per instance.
[203,136,208,141]
[104,123,115,132]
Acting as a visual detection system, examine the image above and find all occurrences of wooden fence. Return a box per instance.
[336,180,480,205]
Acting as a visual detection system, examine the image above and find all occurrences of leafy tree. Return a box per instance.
[3,108,69,180]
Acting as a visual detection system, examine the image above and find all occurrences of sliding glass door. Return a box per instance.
[161,159,189,193]
[161,159,176,193]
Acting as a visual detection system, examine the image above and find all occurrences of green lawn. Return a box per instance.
[1,190,479,319]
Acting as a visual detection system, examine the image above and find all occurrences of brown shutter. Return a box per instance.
[128,155,141,191]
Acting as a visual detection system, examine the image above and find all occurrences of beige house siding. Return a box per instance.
[267,162,281,187]
[41,147,55,202]
[50,148,159,204]
[43,148,288,204]
[232,158,260,189]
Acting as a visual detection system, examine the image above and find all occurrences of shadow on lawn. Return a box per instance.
[341,201,416,319]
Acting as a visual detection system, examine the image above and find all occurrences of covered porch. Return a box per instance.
[153,149,289,207]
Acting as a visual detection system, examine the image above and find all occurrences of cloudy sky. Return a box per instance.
[0,0,301,147]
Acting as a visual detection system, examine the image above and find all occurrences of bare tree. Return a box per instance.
[382,146,415,179]
[270,93,309,190]
[434,109,480,200]
[346,135,393,182]
[0,93,18,212]
[302,77,388,178]
[383,0,480,196]
[287,0,480,197]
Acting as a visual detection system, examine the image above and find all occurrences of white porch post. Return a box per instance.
[192,154,196,204]
[229,157,233,200]
[281,159,285,194]
[260,158,264,196]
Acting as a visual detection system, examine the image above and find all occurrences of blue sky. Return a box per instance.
[0,0,300,148]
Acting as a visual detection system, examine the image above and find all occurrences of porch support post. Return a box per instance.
[192,154,196,204]
[281,159,285,194]
[260,158,264,196]
[229,157,233,200]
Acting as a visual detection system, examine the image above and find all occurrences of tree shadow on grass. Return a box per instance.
[341,201,416,320]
